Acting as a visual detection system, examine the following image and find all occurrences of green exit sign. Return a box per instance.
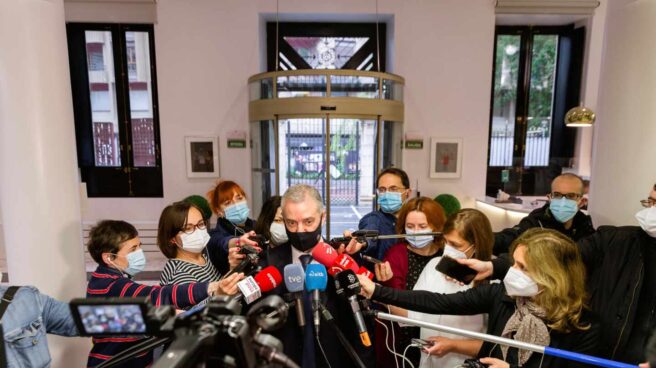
[404,140,423,149]
[227,140,246,148]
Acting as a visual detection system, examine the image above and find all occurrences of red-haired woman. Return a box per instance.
[375,197,446,368]
[206,180,258,274]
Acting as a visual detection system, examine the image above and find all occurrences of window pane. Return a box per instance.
[524,35,558,167]
[85,31,121,167]
[328,118,378,238]
[330,75,378,98]
[126,31,156,167]
[489,35,520,167]
[277,75,327,98]
[284,37,369,70]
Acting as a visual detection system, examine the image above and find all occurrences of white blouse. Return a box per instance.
[407,257,487,368]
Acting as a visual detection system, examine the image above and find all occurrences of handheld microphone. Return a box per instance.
[305,264,328,337]
[283,264,306,327]
[236,266,282,304]
[333,254,359,273]
[356,266,374,280]
[311,242,339,267]
[335,270,371,347]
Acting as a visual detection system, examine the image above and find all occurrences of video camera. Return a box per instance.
[70,295,299,368]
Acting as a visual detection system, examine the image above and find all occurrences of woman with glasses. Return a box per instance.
[410,209,493,367]
[374,196,446,368]
[157,201,243,294]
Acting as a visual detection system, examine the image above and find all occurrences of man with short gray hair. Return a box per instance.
[260,184,375,367]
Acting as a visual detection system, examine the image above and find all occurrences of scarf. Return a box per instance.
[500,298,550,366]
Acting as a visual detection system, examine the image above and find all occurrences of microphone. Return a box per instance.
[335,270,371,347]
[305,263,328,337]
[311,241,339,267]
[236,266,282,304]
[283,264,306,327]
[333,253,359,273]
[357,266,374,280]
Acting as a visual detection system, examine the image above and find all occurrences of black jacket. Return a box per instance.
[372,283,600,368]
[259,243,375,368]
[491,225,655,364]
[577,226,656,363]
[207,217,256,275]
[493,203,595,255]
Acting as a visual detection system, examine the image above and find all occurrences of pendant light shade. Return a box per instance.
[565,104,595,127]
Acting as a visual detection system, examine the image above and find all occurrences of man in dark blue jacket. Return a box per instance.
[344,168,412,261]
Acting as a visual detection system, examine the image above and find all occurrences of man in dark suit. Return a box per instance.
[260,184,374,368]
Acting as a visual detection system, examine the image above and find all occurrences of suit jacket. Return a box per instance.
[260,242,375,368]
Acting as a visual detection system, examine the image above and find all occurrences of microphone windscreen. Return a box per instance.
[311,242,338,267]
[283,264,305,293]
[305,264,328,292]
[254,266,283,292]
[357,266,374,280]
[333,254,359,273]
[328,266,343,277]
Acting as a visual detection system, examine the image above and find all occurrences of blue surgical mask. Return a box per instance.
[224,201,250,225]
[405,228,434,249]
[549,198,578,223]
[379,192,403,213]
[120,249,146,276]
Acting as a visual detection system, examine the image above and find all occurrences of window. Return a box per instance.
[67,23,162,197]
[486,26,585,196]
[267,22,386,72]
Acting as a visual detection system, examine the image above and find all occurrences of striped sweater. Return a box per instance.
[86,265,209,368]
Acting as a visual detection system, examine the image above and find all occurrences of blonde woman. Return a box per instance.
[359,228,600,368]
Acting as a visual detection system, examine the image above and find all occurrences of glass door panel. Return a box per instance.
[328,118,378,238]
[278,118,328,238]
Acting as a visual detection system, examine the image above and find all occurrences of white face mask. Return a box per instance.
[269,222,289,245]
[405,228,434,249]
[443,243,473,260]
[179,228,210,253]
[636,206,656,238]
[503,267,539,297]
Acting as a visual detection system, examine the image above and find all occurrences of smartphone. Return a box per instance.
[361,254,383,265]
[436,256,477,284]
[411,338,434,348]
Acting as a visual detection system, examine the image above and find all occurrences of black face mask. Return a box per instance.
[286,221,322,252]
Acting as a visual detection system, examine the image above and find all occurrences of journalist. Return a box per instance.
[359,228,600,368]
[0,286,79,368]
[86,220,243,367]
[493,173,595,255]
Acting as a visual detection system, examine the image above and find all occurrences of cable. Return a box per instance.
[388,305,399,368]
[375,318,414,368]
[401,344,415,368]
[316,336,332,368]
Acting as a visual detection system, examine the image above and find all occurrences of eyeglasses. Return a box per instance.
[181,220,207,234]
[640,198,656,208]
[548,192,582,201]
[376,186,407,194]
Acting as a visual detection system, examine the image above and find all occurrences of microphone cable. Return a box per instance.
[374,305,415,368]
[315,335,332,368]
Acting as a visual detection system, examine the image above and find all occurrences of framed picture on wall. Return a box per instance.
[429,137,463,179]
[185,136,219,178]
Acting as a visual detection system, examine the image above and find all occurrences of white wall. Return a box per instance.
[73,0,497,223]
[588,0,656,226]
